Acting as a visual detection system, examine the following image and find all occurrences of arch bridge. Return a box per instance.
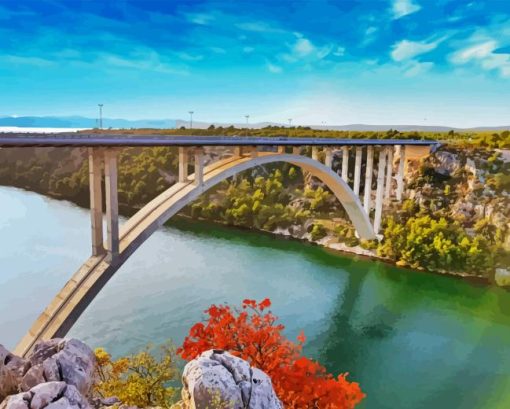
[0,133,437,356]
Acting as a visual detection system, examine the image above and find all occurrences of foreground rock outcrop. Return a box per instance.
[175,349,282,409]
[0,339,95,409]
[2,341,282,409]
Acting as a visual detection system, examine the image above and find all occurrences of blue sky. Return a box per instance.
[0,0,509,127]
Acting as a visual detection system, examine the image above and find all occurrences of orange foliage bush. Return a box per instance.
[177,298,365,409]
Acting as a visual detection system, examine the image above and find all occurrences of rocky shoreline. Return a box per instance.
[0,339,282,409]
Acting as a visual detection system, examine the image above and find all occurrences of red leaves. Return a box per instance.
[297,330,306,345]
[177,298,365,409]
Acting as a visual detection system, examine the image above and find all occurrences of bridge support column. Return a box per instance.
[104,149,119,261]
[385,146,394,201]
[292,146,300,155]
[396,145,406,201]
[234,146,242,157]
[373,147,387,235]
[88,148,104,256]
[341,146,349,182]
[194,148,204,186]
[325,148,333,168]
[178,147,189,183]
[250,146,258,158]
[363,146,374,213]
[312,147,319,161]
[353,147,362,195]
[278,146,286,154]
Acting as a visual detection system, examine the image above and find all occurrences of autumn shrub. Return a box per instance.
[177,298,365,409]
[94,342,178,408]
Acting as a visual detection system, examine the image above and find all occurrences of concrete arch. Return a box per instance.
[15,152,374,356]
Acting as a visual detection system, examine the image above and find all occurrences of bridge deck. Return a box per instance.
[0,133,438,147]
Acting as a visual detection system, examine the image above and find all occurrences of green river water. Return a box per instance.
[1,186,509,408]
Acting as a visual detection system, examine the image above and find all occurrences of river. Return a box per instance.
[1,186,509,408]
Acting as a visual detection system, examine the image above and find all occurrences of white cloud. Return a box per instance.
[100,50,189,75]
[281,37,334,63]
[404,61,434,77]
[0,55,54,67]
[450,40,510,77]
[209,47,226,54]
[294,38,315,56]
[186,13,214,25]
[266,62,282,73]
[333,46,346,57]
[243,46,254,53]
[392,0,421,19]
[178,52,203,62]
[391,39,441,61]
[450,41,496,63]
[236,21,283,33]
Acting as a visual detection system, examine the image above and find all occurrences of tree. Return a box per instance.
[178,298,365,409]
[94,342,178,408]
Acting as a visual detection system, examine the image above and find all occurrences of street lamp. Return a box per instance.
[98,104,103,129]
[245,115,250,137]
[189,111,194,130]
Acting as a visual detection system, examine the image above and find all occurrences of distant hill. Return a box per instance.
[0,116,507,132]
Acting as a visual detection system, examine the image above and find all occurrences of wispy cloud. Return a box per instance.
[99,50,189,75]
[451,40,510,77]
[392,0,421,19]
[185,13,215,25]
[391,38,443,61]
[403,61,434,77]
[266,62,282,73]
[0,55,54,67]
[236,21,284,34]
[294,38,315,57]
[280,35,334,64]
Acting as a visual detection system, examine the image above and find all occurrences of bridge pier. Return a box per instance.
[373,147,387,234]
[104,149,119,262]
[353,147,362,195]
[312,147,319,161]
[396,145,406,201]
[341,146,349,182]
[88,148,104,256]
[363,146,374,213]
[194,147,204,186]
[325,148,333,168]
[179,147,189,183]
[385,146,394,201]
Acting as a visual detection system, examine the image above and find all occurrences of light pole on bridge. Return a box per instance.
[188,111,194,130]
[245,114,250,137]
[97,104,103,129]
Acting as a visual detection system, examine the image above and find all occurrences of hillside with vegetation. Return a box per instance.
[0,127,508,282]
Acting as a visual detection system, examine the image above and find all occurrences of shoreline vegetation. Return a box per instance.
[0,126,508,284]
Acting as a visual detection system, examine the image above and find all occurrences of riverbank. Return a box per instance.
[175,212,494,285]
[0,181,497,285]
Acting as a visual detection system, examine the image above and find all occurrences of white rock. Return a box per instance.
[30,381,67,409]
[0,392,31,409]
[495,268,510,287]
[181,350,282,409]
[52,340,95,396]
